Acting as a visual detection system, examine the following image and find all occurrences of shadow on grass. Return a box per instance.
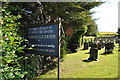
[82,49,89,50]
[85,52,90,54]
[100,52,113,55]
[82,59,93,63]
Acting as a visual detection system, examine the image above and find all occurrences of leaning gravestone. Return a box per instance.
[88,43,98,61]
[83,42,89,50]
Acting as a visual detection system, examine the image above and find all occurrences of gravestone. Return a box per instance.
[94,38,99,43]
[89,41,93,47]
[110,42,115,50]
[102,43,105,48]
[99,40,104,48]
[116,39,119,43]
[88,43,98,61]
[105,42,113,54]
[83,42,89,50]
[97,43,102,50]
[70,44,78,53]
[109,38,115,42]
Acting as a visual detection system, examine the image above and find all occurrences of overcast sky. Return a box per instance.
[91,0,118,32]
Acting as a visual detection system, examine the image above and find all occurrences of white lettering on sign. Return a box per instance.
[33,48,55,53]
[29,26,53,30]
[28,26,54,35]
[44,30,53,34]
[30,44,55,48]
[28,35,56,39]
[29,30,54,34]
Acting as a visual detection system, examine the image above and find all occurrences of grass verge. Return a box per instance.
[37,44,119,78]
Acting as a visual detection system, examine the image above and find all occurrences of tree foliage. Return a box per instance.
[85,17,98,36]
[7,2,102,55]
[1,3,27,79]
[1,2,102,78]
[118,28,120,38]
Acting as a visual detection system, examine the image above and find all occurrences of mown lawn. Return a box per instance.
[37,44,119,78]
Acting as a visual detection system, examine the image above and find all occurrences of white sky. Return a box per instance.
[91,0,119,32]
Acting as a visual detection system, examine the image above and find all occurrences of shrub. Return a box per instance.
[1,3,27,79]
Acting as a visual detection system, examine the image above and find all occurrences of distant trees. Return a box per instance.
[118,28,120,38]
[85,18,98,36]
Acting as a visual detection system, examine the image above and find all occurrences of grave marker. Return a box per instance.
[88,43,98,61]
[105,42,113,54]
[99,40,104,48]
[97,43,102,50]
[83,42,89,50]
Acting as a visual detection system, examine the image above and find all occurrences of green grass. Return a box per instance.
[37,44,119,78]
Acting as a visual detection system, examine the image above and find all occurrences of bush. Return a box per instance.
[67,26,87,52]
[1,3,27,79]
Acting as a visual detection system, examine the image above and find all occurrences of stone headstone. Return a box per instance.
[71,44,78,53]
[94,38,100,42]
[105,42,114,54]
[97,43,102,50]
[99,40,104,48]
[89,42,92,47]
[88,43,98,61]
[110,42,115,50]
[90,42,97,48]
[88,48,98,61]
[83,42,89,50]
[109,38,114,42]
[101,38,106,42]
[102,43,105,48]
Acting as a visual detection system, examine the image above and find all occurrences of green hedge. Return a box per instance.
[1,3,27,79]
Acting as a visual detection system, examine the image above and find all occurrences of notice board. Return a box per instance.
[26,24,59,57]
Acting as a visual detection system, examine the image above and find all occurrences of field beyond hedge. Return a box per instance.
[99,32,117,34]
[98,32,117,37]
[37,44,119,78]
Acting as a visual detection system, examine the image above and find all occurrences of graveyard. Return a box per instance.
[37,39,119,78]
[1,2,119,79]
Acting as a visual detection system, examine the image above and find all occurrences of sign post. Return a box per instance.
[26,22,62,80]
[58,22,62,80]
[58,56,60,80]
